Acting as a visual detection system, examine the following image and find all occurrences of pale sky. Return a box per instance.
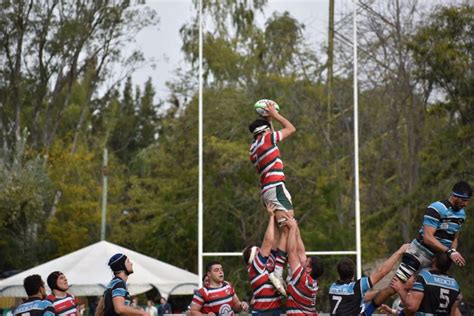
[131,0,342,101]
[123,0,458,103]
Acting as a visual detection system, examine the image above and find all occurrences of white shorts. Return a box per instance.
[261,183,293,212]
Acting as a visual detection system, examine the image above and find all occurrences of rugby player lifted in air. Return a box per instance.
[248,100,296,293]
[364,181,471,314]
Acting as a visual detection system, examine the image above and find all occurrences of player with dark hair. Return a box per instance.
[391,252,462,315]
[242,205,291,314]
[248,102,296,225]
[285,219,323,316]
[95,254,149,316]
[14,275,55,316]
[190,261,248,316]
[328,244,408,315]
[364,181,471,314]
[248,101,296,292]
[46,271,78,316]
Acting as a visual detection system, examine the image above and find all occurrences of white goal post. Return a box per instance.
[198,0,362,286]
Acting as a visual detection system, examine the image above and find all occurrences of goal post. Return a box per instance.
[197,0,362,286]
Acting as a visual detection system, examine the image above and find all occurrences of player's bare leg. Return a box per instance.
[269,221,290,297]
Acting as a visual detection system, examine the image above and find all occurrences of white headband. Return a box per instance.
[253,126,270,135]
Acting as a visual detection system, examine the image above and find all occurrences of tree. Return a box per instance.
[0,137,54,270]
[0,1,158,155]
[0,0,158,269]
[409,4,474,300]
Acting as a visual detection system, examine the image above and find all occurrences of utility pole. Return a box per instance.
[327,0,335,140]
[100,148,108,241]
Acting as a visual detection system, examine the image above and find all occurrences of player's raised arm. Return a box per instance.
[266,103,295,141]
[286,219,300,272]
[369,244,409,285]
[260,206,277,257]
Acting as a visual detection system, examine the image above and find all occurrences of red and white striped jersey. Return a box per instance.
[46,293,78,316]
[286,265,319,316]
[249,131,285,193]
[247,249,282,312]
[191,281,236,315]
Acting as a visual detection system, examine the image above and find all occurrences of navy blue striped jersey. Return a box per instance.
[328,276,372,315]
[417,200,465,253]
[103,277,131,316]
[412,269,460,315]
[14,297,55,316]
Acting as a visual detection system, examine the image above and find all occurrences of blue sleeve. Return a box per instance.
[412,274,425,292]
[360,276,372,295]
[112,281,127,298]
[422,207,440,228]
[43,302,56,316]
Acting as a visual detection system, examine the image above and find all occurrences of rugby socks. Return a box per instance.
[274,249,287,279]
[267,249,277,273]
[286,264,292,283]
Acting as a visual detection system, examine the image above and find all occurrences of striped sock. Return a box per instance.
[274,249,287,278]
[266,250,277,272]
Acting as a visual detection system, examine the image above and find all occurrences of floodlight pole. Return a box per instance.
[100,148,108,241]
[353,0,362,279]
[198,0,204,288]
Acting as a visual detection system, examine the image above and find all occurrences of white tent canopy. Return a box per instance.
[0,241,198,298]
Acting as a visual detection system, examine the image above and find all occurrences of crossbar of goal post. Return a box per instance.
[202,251,357,257]
[197,0,363,286]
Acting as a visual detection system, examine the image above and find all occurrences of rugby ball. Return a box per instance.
[254,99,280,116]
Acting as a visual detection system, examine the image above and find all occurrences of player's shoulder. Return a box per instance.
[39,299,54,309]
[196,286,207,295]
[418,268,432,279]
[356,276,371,286]
[45,294,55,302]
[428,200,448,212]
[110,277,126,289]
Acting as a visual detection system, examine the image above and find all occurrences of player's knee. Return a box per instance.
[395,253,420,282]
[275,210,292,227]
[275,208,291,215]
